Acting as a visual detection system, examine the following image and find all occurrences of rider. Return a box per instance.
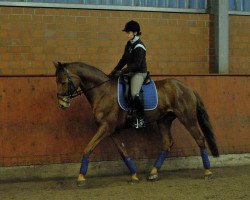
[109,20,147,128]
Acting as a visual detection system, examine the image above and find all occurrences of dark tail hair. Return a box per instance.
[195,92,219,157]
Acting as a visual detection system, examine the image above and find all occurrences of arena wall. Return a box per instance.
[0,6,250,168]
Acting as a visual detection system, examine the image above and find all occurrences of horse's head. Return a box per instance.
[54,62,82,109]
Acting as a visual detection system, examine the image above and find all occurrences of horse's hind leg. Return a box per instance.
[148,115,175,181]
[181,120,213,179]
[111,133,139,183]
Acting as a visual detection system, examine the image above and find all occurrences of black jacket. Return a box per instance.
[113,37,147,74]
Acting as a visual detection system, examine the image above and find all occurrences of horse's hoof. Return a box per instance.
[204,173,214,180]
[204,169,214,180]
[147,173,159,181]
[128,178,140,185]
[77,180,86,187]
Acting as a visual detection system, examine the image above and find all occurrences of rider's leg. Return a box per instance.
[133,93,145,125]
[130,73,147,128]
[122,75,131,105]
[130,73,146,98]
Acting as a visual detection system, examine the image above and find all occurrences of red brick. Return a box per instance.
[196,21,206,27]
[86,17,98,24]
[141,12,153,18]
[78,9,90,17]
[32,47,43,53]
[0,31,8,38]
[89,10,101,17]
[43,16,55,23]
[57,9,68,16]
[32,55,45,62]
[100,11,111,17]
[22,15,32,22]
[23,8,34,15]
[32,15,43,23]
[2,54,13,61]
[189,27,203,34]
[9,15,23,21]
[54,16,65,23]
[0,7,12,14]
[11,7,24,14]
[35,8,46,15]
[46,9,58,15]
[67,9,80,16]
[76,17,87,24]
[109,11,123,18]
[0,16,9,24]
[65,16,76,24]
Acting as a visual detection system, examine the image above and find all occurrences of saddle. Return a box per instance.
[117,73,158,111]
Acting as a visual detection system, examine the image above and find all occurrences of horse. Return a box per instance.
[54,61,219,187]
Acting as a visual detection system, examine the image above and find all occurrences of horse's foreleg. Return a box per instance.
[77,123,110,187]
[111,133,139,183]
[148,119,174,181]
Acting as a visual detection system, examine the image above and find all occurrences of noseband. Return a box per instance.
[56,68,83,102]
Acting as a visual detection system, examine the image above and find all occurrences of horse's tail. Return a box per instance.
[195,92,219,157]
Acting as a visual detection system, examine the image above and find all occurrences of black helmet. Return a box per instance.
[122,20,141,35]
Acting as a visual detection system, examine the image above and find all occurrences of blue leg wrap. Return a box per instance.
[122,156,137,174]
[154,150,168,169]
[80,155,89,175]
[201,148,210,169]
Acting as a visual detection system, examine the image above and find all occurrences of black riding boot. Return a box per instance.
[132,94,146,129]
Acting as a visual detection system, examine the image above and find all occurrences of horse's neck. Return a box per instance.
[80,72,106,85]
[78,66,109,105]
[78,65,107,85]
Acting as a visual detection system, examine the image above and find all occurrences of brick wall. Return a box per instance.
[0,6,211,75]
[1,7,250,75]
[230,15,250,74]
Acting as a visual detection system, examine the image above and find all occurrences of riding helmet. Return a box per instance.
[122,20,141,35]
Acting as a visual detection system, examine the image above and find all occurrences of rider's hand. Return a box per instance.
[108,70,116,78]
[115,70,123,77]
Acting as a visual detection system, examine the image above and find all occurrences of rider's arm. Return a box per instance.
[109,43,129,76]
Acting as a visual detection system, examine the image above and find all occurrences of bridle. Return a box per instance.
[57,67,110,101]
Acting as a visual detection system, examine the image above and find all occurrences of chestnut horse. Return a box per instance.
[54,61,219,187]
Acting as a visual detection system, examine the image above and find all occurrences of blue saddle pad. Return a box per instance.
[118,77,158,111]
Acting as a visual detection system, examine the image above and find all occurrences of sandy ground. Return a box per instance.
[0,165,249,200]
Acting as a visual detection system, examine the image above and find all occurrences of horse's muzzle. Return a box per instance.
[57,95,70,109]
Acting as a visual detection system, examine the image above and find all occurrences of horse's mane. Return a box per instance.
[56,62,108,79]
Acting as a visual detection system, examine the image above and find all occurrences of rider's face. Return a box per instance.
[126,31,137,40]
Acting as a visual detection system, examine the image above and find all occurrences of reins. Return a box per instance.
[83,78,111,94]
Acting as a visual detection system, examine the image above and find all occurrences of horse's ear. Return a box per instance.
[53,61,58,69]
[53,61,63,69]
